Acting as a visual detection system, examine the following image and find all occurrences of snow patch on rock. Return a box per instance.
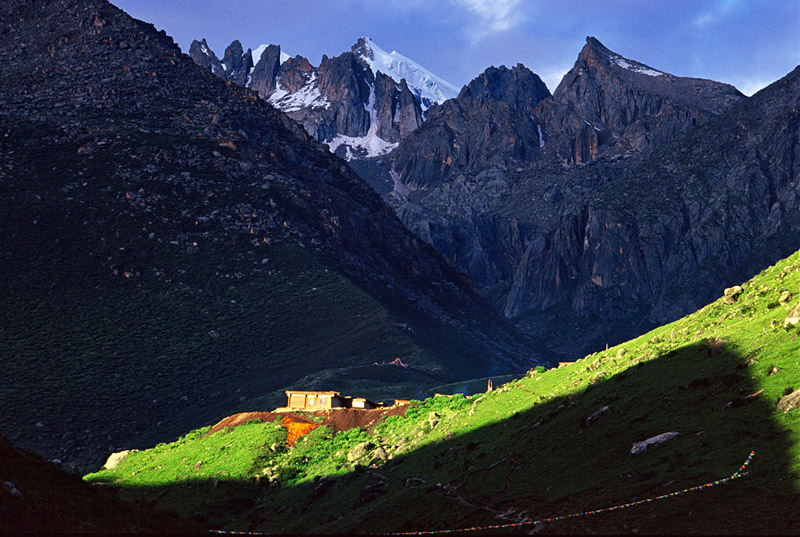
[326,83,398,159]
[610,55,664,77]
[268,73,330,112]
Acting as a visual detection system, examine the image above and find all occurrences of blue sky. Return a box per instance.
[112,0,799,96]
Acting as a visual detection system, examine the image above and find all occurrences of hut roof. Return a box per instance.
[285,390,340,396]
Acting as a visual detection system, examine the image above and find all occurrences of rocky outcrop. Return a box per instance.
[189,38,253,86]
[189,38,223,77]
[537,37,745,164]
[192,38,426,158]
[220,40,253,87]
[505,65,800,327]
[390,64,551,189]
[372,73,422,142]
[381,37,795,357]
[249,44,281,97]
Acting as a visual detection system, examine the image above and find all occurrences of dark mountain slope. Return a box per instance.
[0,435,198,532]
[499,66,799,350]
[0,0,545,469]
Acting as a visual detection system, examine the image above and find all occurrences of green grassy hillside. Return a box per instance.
[85,249,800,533]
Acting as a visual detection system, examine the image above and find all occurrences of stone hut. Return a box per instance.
[285,390,347,410]
[351,397,378,409]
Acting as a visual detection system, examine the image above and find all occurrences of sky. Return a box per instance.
[112,0,799,96]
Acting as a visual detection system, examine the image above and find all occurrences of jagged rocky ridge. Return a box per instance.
[384,38,799,354]
[190,37,460,159]
[0,0,544,468]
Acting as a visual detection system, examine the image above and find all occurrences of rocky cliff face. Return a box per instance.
[190,38,428,159]
[538,37,745,164]
[220,40,253,87]
[390,64,551,190]
[383,37,796,355]
[249,44,281,97]
[189,38,222,76]
[190,38,253,87]
[0,0,543,468]
[506,65,800,333]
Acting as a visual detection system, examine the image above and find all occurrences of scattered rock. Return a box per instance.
[2,482,22,497]
[369,447,389,464]
[354,481,387,507]
[590,371,606,384]
[305,478,334,504]
[783,303,800,328]
[777,389,800,412]
[722,389,764,410]
[193,460,203,470]
[723,286,743,304]
[630,431,680,455]
[527,521,547,534]
[77,143,96,155]
[368,471,388,481]
[102,450,131,470]
[779,291,792,305]
[427,412,440,428]
[584,405,610,427]
[616,348,627,358]
[404,477,425,488]
[724,285,743,297]
[347,441,374,462]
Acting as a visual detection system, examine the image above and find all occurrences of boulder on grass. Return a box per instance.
[102,450,131,470]
[630,432,679,455]
[784,303,800,329]
[347,441,374,462]
[777,389,800,412]
[584,406,610,427]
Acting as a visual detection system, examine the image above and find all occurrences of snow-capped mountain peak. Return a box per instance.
[191,37,426,161]
[352,37,459,110]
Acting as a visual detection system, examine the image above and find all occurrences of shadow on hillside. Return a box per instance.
[104,343,800,535]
